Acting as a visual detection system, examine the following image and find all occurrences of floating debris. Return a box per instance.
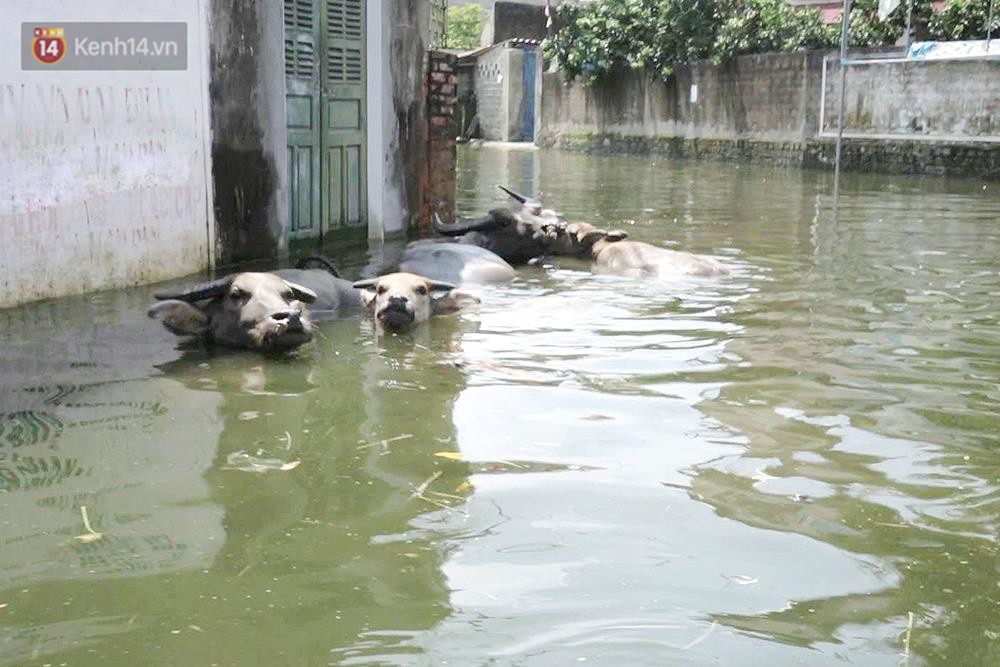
[358,433,414,452]
[224,450,300,473]
[409,472,442,500]
[73,505,103,544]
[435,451,599,475]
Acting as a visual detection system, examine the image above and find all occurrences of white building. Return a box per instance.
[0,0,440,308]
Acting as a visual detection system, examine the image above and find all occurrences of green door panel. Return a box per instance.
[284,0,322,239]
[321,0,366,232]
[285,0,367,242]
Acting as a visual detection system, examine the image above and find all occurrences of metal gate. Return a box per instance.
[284,0,366,240]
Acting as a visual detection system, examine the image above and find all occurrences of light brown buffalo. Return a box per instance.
[548,222,729,278]
[353,272,479,331]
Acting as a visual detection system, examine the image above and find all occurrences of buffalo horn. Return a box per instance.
[284,281,318,303]
[351,278,456,292]
[153,276,233,302]
[497,185,528,203]
[432,211,503,236]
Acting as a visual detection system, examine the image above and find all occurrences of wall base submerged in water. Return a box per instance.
[538,51,1000,179]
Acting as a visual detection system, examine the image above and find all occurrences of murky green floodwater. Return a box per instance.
[2,147,999,666]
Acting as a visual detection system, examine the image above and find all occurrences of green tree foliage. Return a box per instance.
[644,0,724,78]
[928,0,1000,40]
[712,0,836,64]
[546,0,996,84]
[447,5,484,50]
[543,0,655,83]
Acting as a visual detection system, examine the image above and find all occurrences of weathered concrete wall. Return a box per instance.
[539,50,1000,178]
[208,0,288,266]
[0,0,214,308]
[823,58,1000,139]
[540,52,816,144]
[367,0,431,237]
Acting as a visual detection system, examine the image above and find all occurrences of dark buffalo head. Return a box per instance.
[545,221,630,258]
[431,186,563,264]
[148,272,318,351]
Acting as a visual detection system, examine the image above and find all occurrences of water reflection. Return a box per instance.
[422,147,1000,664]
[0,293,225,661]
[694,180,1000,662]
[0,287,478,663]
[1,148,999,666]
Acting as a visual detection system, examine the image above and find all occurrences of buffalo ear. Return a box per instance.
[606,230,629,242]
[352,279,379,309]
[360,290,377,308]
[283,280,317,304]
[148,300,209,337]
[578,228,609,246]
[432,290,480,316]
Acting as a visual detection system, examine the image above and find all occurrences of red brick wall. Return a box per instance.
[422,50,459,230]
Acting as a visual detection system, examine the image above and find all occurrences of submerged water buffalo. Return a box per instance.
[353,273,479,331]
[549,222,729,278]
[431,186,728,279]
[430,186,558,264]
[399,239,516,286]
[149,263,359,351]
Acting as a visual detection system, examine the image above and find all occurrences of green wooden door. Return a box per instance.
[284,0,321,239]
[284,0,366,240]
[321,0,366,232]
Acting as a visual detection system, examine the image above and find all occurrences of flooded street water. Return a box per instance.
[2,146,999,666]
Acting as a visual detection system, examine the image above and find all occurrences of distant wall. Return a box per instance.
[539,51,1000,178]
[823,57,1000,139]
[0,0,213,308]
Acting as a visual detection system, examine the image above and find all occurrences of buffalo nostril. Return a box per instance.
[272,310,300,323]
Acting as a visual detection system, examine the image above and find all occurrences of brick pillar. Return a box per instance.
[422,50,459,230]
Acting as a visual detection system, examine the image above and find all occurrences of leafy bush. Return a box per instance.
[712,0,836,64]
[543,0,657,83]
[643,0,723,78]
[928,0,1000,40]
[446,5,483,51]
[544,0,990,84]
[543,0,722,81]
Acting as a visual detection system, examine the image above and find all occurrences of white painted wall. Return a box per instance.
[366,0,411,240]
[0,0,213,308]
[366,0,391,240]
